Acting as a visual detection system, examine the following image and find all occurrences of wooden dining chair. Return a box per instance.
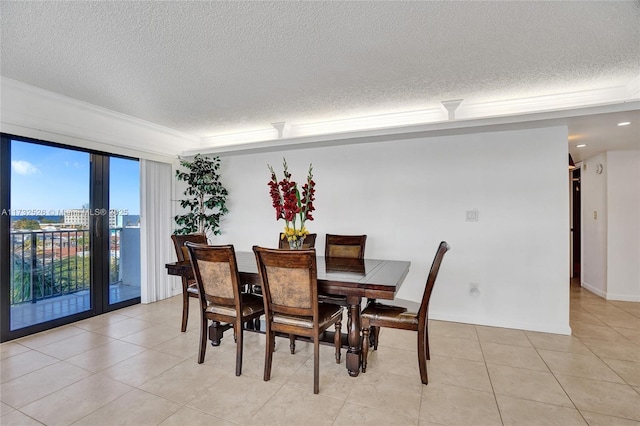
[186,243,264,375]
[322,233,369,342]
[278,233,317,249]
[277,232,317,352]
[253,246,343,394]
[252,234,318,293]
[171,233,208,332]
[324,234,367,259]
[360,241,450,385]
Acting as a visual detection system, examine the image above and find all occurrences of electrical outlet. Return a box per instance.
[594,211,598,220]
[469,282,480,296]
[465,209,479,222]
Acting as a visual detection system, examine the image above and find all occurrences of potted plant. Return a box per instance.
[174,154,229,239]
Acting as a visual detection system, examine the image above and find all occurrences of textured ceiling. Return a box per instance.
[1,1,639,158]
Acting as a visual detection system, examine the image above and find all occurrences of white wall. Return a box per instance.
[581,153,609,297]
[209,126,571,334]
[607,151,640,301]
[581,150,640,301]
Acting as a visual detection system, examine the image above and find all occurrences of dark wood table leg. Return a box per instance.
[209,321,223,346]
[346,295,362,377]
[365,298,377,348]
[209,322,234,346]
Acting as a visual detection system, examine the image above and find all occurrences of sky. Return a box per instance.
[10,140,140,215]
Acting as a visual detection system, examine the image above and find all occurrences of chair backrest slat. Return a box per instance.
[265,265,313,310]
[171,233,208,261]
[186,243,240,307]
[418,241,450,319]
[325,234,367,259]
[253,247,318,318]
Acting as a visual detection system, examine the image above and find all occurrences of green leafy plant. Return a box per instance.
[174,154,229,238]
[13,218,41,230]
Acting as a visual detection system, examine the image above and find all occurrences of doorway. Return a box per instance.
[0,134,141,342]
[571,166,581,280]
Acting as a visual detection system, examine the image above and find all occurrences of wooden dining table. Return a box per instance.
[166,251,410,377]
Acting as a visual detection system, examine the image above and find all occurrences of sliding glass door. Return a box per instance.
[108,157,141,306]
[0,134,140,342]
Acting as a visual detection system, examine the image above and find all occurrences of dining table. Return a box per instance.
[166,251,411,377]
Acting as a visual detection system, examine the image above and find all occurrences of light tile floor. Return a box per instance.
[1,281,639,425]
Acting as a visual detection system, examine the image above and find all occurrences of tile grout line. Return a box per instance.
[474,324,505,426]
[525,325,590,424]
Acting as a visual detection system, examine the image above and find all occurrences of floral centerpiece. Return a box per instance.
[268,158,315,249]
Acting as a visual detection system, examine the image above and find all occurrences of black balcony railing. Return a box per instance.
[9,228,121,305]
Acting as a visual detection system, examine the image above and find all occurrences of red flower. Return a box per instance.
[267,158,315,233]
[268,172,284,220]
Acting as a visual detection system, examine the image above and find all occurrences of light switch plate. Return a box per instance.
[466,209,479,221]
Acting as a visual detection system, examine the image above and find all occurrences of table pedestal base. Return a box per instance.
[208,321,232,346]
[346,295,362,377]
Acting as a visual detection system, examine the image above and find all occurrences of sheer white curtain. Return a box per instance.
[140,159,175,303]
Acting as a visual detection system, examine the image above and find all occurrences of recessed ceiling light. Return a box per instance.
[618,121,631,126]
[576,144,587,148]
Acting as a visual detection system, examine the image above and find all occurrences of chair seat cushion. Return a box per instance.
[273,303,343,329]
[205,293,264,318]
[361,303,418,326]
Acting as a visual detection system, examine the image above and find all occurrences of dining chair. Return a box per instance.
[324,234,367,259]
[278,232,317,352]
[253,246,343,394]
[186,243,264,375]
[171,233,208,332]
[278,232,317,249]
[322,233,368,342]
[360,241,450,385]
[251,233,318,293]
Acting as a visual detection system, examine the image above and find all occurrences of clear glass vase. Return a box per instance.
[288,236,306,250]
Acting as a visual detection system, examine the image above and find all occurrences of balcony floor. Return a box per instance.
[10,284,140,331]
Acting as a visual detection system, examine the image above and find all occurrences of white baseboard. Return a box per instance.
[580,280,607,298]
[580,280,640,302]
[429,311,572,336]
[606,293,640,302]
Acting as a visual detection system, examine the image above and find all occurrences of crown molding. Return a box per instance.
[4,76,638,160]
[202,128,279,146]
[289,107,445,138]
[2,77,200,143]
[192,80,639,155]
[627,75,640,99]
[1,116,177,163]
[457,85,634,119]
[1,77,200,159]
[183,101,640,157]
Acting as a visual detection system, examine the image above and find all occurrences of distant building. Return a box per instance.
[64,209,118,228]
[121,215,140,227]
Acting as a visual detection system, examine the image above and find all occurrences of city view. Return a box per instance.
[7,140,141,332]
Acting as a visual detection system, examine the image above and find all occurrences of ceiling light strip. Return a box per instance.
[202,128,278,146]
[457,86,630,119]
[289,108,445,138]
